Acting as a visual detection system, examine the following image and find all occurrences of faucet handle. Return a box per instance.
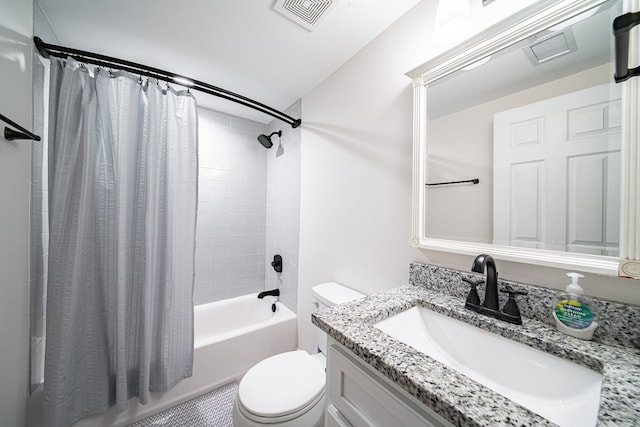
[500,286,527,320]
[500,285,527,296]
[462,277,483,287]
[462,277,483,306]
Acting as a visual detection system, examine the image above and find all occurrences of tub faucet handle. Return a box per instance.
[271,254,283,272]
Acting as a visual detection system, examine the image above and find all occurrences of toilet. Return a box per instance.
[233,282,365,427]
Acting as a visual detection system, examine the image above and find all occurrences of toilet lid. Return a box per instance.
[238,350,325,418]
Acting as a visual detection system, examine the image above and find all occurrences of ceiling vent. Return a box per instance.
[273,0,339,31]
[523,29,578,65]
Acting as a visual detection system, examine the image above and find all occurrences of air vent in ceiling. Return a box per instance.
[273,0,339,31]
[523,29,578,65]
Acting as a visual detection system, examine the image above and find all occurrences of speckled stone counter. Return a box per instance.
[312,263,640,427]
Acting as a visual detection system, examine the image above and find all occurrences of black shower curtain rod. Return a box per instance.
[33,37,302,129]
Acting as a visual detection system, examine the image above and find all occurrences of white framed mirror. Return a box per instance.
[407,0,640,277]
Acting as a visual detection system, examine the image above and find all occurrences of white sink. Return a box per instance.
[374,306,602,427]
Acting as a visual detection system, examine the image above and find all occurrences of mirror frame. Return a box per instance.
[407,0,640,277]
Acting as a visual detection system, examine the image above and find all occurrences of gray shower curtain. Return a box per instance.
[43,57,198,427]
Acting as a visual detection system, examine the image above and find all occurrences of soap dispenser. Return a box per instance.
[552,272,598,340]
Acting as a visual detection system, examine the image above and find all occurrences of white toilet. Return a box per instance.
[233,282,365,427]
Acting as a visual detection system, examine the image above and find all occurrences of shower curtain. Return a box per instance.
[43,57,198,427]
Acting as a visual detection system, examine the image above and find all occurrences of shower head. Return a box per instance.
[257,130,282,149]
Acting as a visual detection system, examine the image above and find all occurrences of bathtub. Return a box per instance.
[61,294,298,427]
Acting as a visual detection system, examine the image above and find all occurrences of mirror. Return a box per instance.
[407,0,640,277]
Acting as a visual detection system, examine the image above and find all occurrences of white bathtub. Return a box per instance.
[57,294,298,427]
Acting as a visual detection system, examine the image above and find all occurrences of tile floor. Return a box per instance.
[129,382,238,427]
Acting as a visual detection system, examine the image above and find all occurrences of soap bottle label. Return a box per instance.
[554,300,593,329]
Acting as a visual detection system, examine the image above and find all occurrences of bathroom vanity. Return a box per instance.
[312,263,640,426]
[325,338,453,427]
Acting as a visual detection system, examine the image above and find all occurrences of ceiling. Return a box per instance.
[428,1,619,119]
[36,0,421,125]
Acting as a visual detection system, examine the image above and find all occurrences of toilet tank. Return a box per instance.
[311,282,365,355]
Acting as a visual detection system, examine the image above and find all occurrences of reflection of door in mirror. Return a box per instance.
[493,83,621,256]
[410,0,640,275]
[423,0,622,254]
[425,63,614,245]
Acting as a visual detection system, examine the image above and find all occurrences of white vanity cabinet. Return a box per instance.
[325,338,453,427]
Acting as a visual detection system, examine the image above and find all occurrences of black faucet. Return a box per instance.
[257,288,280,299]
[471,254,499,310]
[464,254,527,325]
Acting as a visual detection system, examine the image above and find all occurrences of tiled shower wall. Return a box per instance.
[194,103,302,309]
[194,109,269,304]
[265,101,301,312]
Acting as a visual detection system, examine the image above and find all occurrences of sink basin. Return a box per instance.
[374,306,602,427]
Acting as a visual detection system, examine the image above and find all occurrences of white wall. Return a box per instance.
[297,0,640,353]
[298,0,438,353]
[0,0,33,424]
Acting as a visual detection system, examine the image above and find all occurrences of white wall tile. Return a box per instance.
[264,100,302,313]
[194,108,269,303]
[194,103,301,307]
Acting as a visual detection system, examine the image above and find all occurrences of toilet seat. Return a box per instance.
[237,388,325,424]
[237,350,325,423]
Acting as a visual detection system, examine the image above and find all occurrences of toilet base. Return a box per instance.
[232,395,325,427]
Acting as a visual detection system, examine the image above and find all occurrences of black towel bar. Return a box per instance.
[1,113,41,141]
[426,178,479,187]
[613,11,640,83]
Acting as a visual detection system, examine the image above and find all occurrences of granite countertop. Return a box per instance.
[312,284,640,426]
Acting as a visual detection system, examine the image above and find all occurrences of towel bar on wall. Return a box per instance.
[1,113,41,142]
[426,178,479,187]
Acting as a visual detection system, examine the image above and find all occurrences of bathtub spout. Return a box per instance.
[258,289,280,299]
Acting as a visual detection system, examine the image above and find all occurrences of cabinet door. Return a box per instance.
[327,343,452,427]
[326,404,353,427]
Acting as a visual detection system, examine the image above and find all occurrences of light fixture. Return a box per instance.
[432,0,472,47]
[462,55,492,71]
